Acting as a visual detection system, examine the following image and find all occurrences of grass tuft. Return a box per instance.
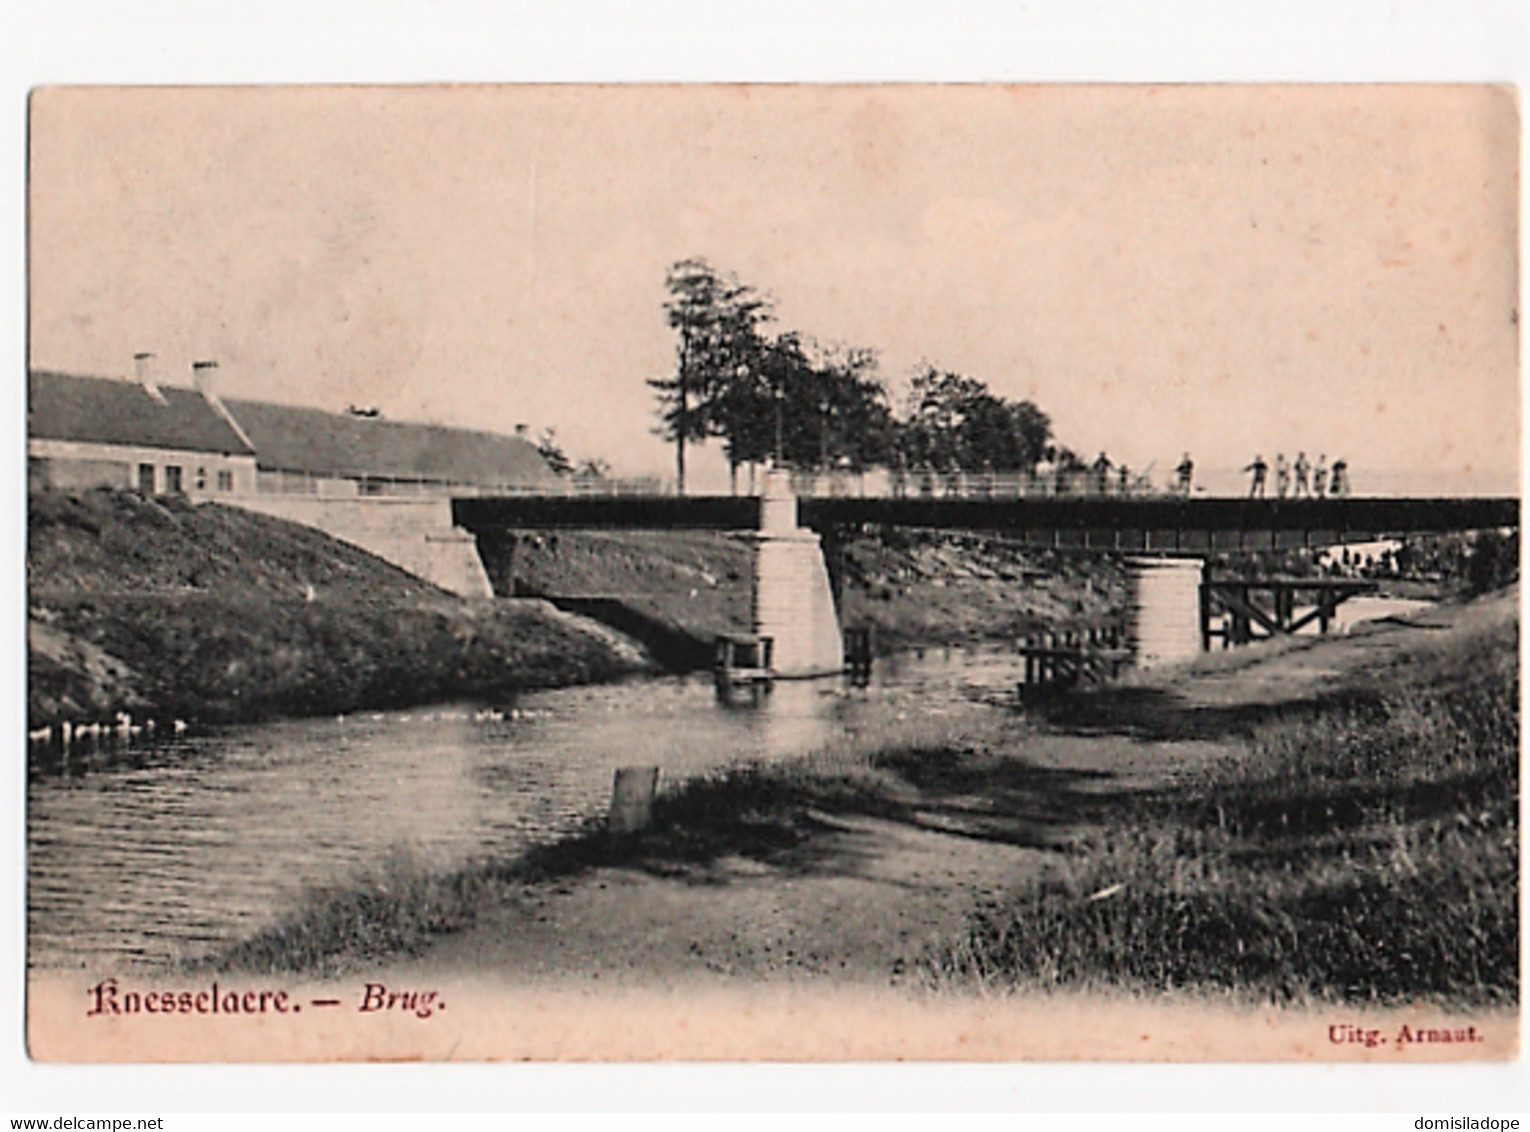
[923,619,1520,1006]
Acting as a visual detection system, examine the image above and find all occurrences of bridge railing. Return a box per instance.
[458,470,1185,500]
[453,469,1385,501]
[453,476,679,497]
[788,469,1171,500]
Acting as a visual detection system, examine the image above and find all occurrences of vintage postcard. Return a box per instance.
[24,83,1519,1063]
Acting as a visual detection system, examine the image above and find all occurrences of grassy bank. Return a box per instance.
[28,489,643,727]
[510,526,1128,662]
[926,614,1519,1006]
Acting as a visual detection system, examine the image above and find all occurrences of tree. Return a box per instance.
[723,335,896,477]
[791,343,893,472]
[709,330,793,487]
[650,258,773,493]
[535,428,573,476]
[1007,399,1052,472]
[896,365,1052,473]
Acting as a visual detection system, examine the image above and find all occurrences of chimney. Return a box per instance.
[134,352,166,403]
[191,359,256,452]
[191,360,220,398]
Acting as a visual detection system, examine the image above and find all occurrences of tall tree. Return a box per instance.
[1007,399,1053,472]
[650,258,772,493]
[792,343,893,472]
[900,366,989,471]
[897,365,1052,473]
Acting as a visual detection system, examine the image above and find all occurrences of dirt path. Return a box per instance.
[398,589,1515,992]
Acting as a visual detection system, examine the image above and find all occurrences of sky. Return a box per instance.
[28,83,1520,495]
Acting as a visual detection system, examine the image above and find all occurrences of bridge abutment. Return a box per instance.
[229,495,495,598]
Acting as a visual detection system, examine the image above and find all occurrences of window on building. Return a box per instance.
[217,469,234,492]
[195,467,207,490]
[138,463,155,494]
[164,465,183,494]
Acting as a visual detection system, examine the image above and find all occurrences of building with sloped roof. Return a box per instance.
[221,398,557,497]
[28,370,259,495]
[28,367,558,596]
[27,369,558,498]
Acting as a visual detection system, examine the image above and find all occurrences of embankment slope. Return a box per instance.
[27,489,646,727]
[510,526,1129,660]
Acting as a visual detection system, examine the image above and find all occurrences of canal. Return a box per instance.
[27,644,1030,973]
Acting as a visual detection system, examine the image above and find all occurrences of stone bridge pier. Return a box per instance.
[1125,557,1205,668]
[751,471,845,677]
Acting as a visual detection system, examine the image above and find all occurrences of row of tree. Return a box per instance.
[649,258,1059,492]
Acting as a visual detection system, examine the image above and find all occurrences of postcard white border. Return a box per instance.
[3,0,1526,1115]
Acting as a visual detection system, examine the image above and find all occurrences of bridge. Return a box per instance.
[452,493,1518,551]
[451,481,1518,678]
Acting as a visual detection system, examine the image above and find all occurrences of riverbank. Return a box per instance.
[213,585,1517,1010]
[510,525,1129,661]
[27,489,650,728]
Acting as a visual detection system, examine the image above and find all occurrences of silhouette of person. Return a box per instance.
[1275,452,1290,498]
[1330,458,1349,497]
[1313,454,1328,497]
[1244,454,1268,498]
[1293,451,1311,497]
[1092,452,1112,494]
[1176,453,1194,495]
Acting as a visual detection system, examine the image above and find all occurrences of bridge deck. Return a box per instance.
[453,494,1518,549]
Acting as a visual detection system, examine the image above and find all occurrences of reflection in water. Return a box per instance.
[27,595,1431,973]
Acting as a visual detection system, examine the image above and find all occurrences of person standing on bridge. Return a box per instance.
[1244,454,1268,497]
[1313,454,1329,497]
[1293,451,1311,497]
[1092,452,1113,495]
[1033,453,1054,496]
[1330,458,1349,497]
[1176,452,1194,495]
[1275,452,1290,498]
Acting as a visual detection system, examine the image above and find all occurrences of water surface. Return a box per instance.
[28,646,1023,972]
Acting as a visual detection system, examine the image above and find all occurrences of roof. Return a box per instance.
[28,371,256,457]
[221,398,556,486]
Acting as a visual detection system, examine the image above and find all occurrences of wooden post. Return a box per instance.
[1276,587,1293,632]
[1198,572,1212,652]
[610,766,660,833]
[821,527,847,612]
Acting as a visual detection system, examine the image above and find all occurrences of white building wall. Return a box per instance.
[27,437,258,496]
